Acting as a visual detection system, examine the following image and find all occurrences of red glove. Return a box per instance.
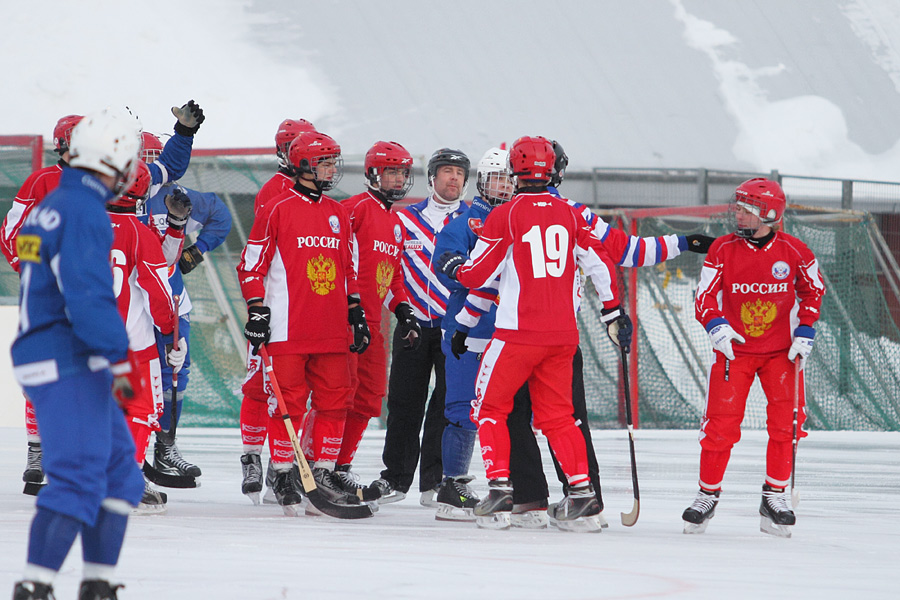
[111,352,144,408]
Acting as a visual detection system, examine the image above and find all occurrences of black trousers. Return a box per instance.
[380,325,447,493]
[507,346,604,509]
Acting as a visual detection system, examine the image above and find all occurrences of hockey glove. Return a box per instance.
[394,303,421,350]
[451,326,469,359]
[111,353,144,408]
[243,305,271,354]
[436,251,466,281]
[164,188,192,230]
[172,100,205,136]
[685,234,716,254]
[788,325,815,369]
[348,304,370,354]
[165,337,188,373]
[179,244,204,274]
[600,307,633,353]
[706,318,746,361]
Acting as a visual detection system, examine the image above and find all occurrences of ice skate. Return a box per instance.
[760,484,795,538]
[549,484,603,533]
[153,432,202,478]
[682,488,720,534]
[13,580,55,600]
[22,442,47,496]
[134,479,167,515]
[474,479,513,530]
[334,464,382,503]
[511,499,549,529]
[312,466,362,505]
[419,484,440,508]
[262,460,277,504]
[240,453,263,505]
[78,579,123,600]
[272,468,304,517]
[371,478,406,504]
[435,475,480,522]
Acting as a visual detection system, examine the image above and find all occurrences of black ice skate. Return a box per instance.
[474,479,514,530]
[22,442,47,496]
[13,580,55,600]
[334,464,382,504]
[134,479,168,515]
[240,453,263,505]
[511,499,549,529]
[760,484,796,538]
[682,488,720,534]
[435,475,480,522]
[308,466,362,513]
[78,579,123,600]
[549,484,604,533]
[371,478,406,504]
[272,468,304,517]
[153,431,201,477]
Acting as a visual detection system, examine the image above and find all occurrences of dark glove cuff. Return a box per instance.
[174,122,200,136]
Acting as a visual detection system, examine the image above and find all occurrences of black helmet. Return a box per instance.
[549,140,568,188]
[427,148,470,184]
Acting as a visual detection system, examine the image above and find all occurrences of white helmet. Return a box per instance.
[69,107,142,192]
[476,147,514,206]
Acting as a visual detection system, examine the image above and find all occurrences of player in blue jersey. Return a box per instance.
[11,108,147,600]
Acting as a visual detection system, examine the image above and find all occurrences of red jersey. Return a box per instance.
[342,191,410,323]
[2,164,63,271]
[254,171,295,216]
[695,231,825,356]
[109,212,176,362]
[237,187,358,355]
[456,191,619,346]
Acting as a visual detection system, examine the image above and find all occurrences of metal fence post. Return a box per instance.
[698,168,708,205]
[842,180,853,210]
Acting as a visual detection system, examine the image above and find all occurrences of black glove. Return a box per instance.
[172,100,205,136]
[243,305,271,353]
[164,188,192,230]
[685,234,716,254]
[179,244,204,274]
[451,328,469,359]
[436,251,466,280]
[394,303,421,350]
[348,304,370,354]
[601,307,633,353]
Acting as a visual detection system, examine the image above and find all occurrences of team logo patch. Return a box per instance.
[740,299,777,337]
[468,217,483,237]
[405,239,424,251]
[16,235,41,263]
[375,260,394,299]
[772,261,790,280]
[328,215,340,234]
[394,224,402,243]
[307,253,337,295]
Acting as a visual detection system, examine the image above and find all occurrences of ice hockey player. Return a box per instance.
[372,148,470,507]
[11,107,146,600]
[239,117,316,504]
[683,177,825,537]
[431,147,514,521]
[324,141,421,503]
[437,135,627,532]
[108,161,187,514]
[236,130,369,516]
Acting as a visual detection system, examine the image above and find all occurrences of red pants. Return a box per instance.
[239,345,269,452]
[474,339,589,487]
[698,352,807,490]
[123,357,164,464]
[265,352,352,466]
[337,325,387,465]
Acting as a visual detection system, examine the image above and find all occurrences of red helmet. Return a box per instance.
[275,118,316,158]
[53,114,84,155]
[509,136,555,183]
[109,161,152,210]
[140,132,163,163]
[365,141,414,201]
[288,131,343,191]
[734,178,786,222]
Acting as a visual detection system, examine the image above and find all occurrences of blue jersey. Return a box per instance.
[148,132,193,187]
[12,168,130,385]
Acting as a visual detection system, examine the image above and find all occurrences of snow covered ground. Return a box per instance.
[1,427,898,599]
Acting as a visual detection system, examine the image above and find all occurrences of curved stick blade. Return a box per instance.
[306,489,374,520]
[620,499,640,527]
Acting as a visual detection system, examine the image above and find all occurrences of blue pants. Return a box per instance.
[27,370,144,525]
[154,313,191,392]
[441,331,479,430]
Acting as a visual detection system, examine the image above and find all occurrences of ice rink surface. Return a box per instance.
[1,426,898,600]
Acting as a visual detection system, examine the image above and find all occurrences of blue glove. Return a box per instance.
[601,307,633,353]
[436,251,466,280]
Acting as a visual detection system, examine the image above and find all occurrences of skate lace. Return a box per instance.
[335,469,364,490]
[243,460,262,483]
[690,492,718,513]
[26,445,42,470]
[763,489,791,513]
[452,478,477,501]
[163,444,195,471]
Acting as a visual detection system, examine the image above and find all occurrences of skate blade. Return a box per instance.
[475,511,511,530]
[760,516,792,538]
[365,501,380,513]
[262,488,278,505]
[550,514,604,533]
[511,511,549,529]
[377,491,406,505]
[22,482,46,496]
[281,502,304,517]
[244,491,261,506]
[435,504,476,522]
[133,503,168,516]
[683,519,710,534]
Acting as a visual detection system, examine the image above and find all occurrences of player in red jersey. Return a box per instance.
[237,131,370,515]
[438,136,630,532]
[107,162,186,513]
[238,118,316,504]
[683,177,825,537]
